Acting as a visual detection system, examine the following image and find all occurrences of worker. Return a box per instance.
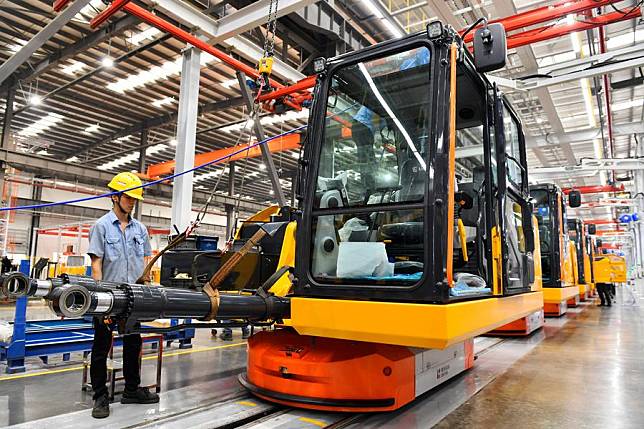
[597,282,611,307]
[1,255,12,274]
[87,172,158,419]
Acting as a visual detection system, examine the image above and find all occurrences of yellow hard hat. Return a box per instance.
[108,172,144,201]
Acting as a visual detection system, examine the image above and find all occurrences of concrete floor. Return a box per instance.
[0,302,249,426]
[435,296,644,429]
[0,287,642,428]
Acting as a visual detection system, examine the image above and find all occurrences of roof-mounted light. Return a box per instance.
[313,57,327,73]
[426,21,444,39]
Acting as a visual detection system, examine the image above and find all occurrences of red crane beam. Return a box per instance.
[122,2,285,90]
[583,219,619,225]
[461,0,623,43]
[505,8,641,49]
[562,184,625,194]
[146,133,301,179]
[90,0,131,29]
[53,0,70,12]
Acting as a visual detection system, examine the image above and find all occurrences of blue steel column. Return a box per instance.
[171,47,200,232]
[6,261,30,373]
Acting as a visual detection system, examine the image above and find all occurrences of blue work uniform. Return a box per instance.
[87,210,152,401]
[354,106,376,133]
[87,210,152,283]
[400,47,430,70]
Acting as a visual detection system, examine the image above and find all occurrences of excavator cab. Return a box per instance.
[529,184,579,315]
[584,223,597,296]
[297,27,536,303]
[567,218,591,300]
[10,23,545,413]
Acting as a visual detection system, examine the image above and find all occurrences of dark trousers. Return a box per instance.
[90,318,142,399]
[597,283,611,306]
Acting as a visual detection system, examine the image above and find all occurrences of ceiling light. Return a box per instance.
[18,113,64,137]
[169,139,178,146]
[130,27,161,45]
[80,0,105,17]
[83,123,100,134]
[221,79,239,88]
[102,57,114,68]
[98,144,166,171]
[29,95,42,106]
[607,28,644,50]
[61,60,87,75]
[610,99,643,111]
[570,31,582,54]
[152,97,174,108]
[66,156,80,163]
[107,53,219,93]
[259,164,266,170]
[37,150,51,156]
[193,169,223,183]
[8,39,28,53]
[580,78,596,128]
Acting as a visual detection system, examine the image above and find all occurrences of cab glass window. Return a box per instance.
[310,46,431,285]
[503,106,522,189]
[315,46,431,208]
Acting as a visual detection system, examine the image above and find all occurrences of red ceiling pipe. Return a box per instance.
[37,231,89,238]
[53,0,70,12]
[599,243,622,249]
[461,0,622,43]
[264,6,641,101]
[90,0,132,29]
[257,75,317,102]
[584,219,619,225]
[122,3,285,90]
[117,2,637,106]
[562,184,625,194]
[597,229,627,235]
[506,8,641,49]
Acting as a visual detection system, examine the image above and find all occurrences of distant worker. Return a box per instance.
[596,282,612,307]
[609,283,617,303]
[220,324,250,341]
[1,256,12,274]
[87,172,158,418]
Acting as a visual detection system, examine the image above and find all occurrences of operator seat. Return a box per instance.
[398,157,425,202]
[453,166,486,275]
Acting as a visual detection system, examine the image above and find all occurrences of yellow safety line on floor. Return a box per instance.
[0,342,245,382]
[299,417,328,427]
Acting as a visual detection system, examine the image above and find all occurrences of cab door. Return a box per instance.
[494,94,534,294]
